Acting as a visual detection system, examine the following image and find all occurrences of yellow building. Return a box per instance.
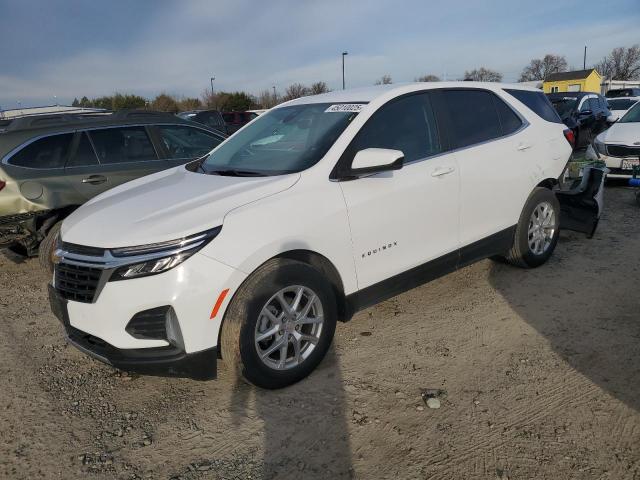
[543,69,602,94]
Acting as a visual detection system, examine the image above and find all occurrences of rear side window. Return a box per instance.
[89,126,158,164]
[67,132,99,167]
[493,97,523,135]
[350,93,441,163]
[442,90,502,149]
[8,133,73,168]
[504,89,563,123]
[157,125,223,159]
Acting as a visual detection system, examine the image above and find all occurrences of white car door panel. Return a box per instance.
[336,92,460,290]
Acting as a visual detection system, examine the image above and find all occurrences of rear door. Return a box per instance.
[152,124,225,168]
[2,132,82,208]
[67,126,169,200]
[437,88,532,251]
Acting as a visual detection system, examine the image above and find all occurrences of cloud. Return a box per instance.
[1,0,639,107]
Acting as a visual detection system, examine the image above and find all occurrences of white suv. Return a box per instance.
[50,83,585,388]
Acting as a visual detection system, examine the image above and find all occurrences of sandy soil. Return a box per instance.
[1,185,639,480]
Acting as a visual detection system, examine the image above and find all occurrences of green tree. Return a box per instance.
[150,93,179,112]
[71,98,80,107]
[218,91,257,111]
[112,93,147,110]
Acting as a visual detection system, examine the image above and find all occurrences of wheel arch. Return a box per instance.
[273,249,350,322]
[536,178,558,190]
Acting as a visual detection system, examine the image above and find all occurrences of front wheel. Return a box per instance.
[220,258,337,389]
[38,221,62,275]
[502,188,560,268]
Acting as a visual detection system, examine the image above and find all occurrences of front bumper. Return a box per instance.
[585,147,638,178]
[49,283,218,380]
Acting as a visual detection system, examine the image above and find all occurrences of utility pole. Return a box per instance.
[583,46,587,70]
[342,51,348,90]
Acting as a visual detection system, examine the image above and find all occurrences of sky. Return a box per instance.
[1,0,639,108]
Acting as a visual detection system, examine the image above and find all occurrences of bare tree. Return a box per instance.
[283,83,310,101]
[595,45,640,80]
[463,68,503,82]
[201,89,231,110]
[519,54,568,81]
[257,89,280,109]
[310,81,330,95]
[374,75,393,85]
[415,74,441,82]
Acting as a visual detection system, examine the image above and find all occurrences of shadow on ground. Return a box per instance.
[489,186,640,411]
[229,347,353,479]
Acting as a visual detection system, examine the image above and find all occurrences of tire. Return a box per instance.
[220,258,337,389]
[38,221,62,275]
[503,188,560,269]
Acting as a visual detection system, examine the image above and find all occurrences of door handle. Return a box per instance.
[517,143,532,151]
[82,175,107,185]
[431,166,455,177]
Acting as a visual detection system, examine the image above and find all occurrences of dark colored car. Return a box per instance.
[222,111,258,134]
[0,110,226,268]
[547,92,612,149]
[176,109,228,135]
[605,88,640,98]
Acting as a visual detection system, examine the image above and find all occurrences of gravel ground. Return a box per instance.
[1,184,639,480]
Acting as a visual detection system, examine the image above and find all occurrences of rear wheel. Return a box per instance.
[220,258,337,389]
[502,188,560,268]
[38,221,62,275]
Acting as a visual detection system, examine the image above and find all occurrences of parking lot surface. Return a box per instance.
[1,185,639,480]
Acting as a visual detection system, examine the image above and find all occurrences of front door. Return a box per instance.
[338,92,459,290]
[66,127,169,201]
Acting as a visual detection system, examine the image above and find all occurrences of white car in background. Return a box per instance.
[606,97,639,122]
[590,102,640,177]
[49,83,597,389]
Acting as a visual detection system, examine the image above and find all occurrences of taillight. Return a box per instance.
[563,129,575,148]
[0,180,5,192]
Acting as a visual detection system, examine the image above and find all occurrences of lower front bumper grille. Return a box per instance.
[607,145,640,158]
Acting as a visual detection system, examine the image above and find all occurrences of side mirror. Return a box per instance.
[351,148,404,176]
[579,109,593,116]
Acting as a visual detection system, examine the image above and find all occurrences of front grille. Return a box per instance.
[61,242,106,257]
[607,145,640,158]
[55,262,102,303]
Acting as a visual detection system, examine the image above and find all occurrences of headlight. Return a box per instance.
[109,226,221,281]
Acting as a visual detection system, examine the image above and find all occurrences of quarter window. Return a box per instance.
[89,126,158,164]
[442,90,502,149]
[504,89,562,123]
[350,93,441,163]
[8,133,73,168]
[157,125,223,159]
[67,132,99,167]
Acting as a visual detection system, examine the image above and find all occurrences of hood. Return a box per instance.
[62,166,300,248]
[598,122,640,145]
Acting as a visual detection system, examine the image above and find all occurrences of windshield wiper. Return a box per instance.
[207,169,268,177]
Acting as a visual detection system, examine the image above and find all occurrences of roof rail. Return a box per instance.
[112,109,177,120]
[2,109,180,133]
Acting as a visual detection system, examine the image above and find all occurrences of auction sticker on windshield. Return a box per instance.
[325,104,365,113]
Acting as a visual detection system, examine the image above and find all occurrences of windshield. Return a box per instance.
[608,99,637,110]
[550,98,578,117]
[199,103,362,176]
[619,102,640,123]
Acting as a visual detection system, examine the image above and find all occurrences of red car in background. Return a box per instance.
[222,111,258,134]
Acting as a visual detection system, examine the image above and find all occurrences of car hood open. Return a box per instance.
[61,166,300,248]
[598,122,640,144]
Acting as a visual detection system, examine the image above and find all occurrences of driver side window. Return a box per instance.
[350,93,441,164]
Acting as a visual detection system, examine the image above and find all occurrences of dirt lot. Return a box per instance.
[1,185,639,480]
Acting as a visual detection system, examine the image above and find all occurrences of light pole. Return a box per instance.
[342,51,348,90]
[272,86,276,105]
[210,76,215,101]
